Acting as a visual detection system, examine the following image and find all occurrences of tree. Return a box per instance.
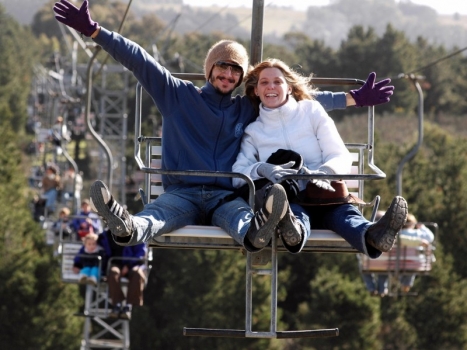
[0,121,83,349]
[0,5,37,132]
[415,39,467,116]
[283,32,338,78]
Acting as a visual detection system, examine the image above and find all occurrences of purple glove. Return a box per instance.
[349,72,394,107]
[53,0,98,37]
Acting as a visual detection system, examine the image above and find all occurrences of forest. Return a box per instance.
[2,0,467,349]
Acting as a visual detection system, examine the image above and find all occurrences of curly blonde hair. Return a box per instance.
[244,58,317,113]
[83,232,98,243]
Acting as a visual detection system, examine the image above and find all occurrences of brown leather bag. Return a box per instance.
[294,180,368,206]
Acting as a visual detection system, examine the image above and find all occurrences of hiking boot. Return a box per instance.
[276,206,303,247]
[89,180,134,237]
[366,196,408,252]
[246,184,288,249]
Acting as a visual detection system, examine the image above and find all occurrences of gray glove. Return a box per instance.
[299,166,335,192]
[257,161,298,183]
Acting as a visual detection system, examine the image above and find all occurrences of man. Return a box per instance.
[53,0,394,250]
[98,230,147,320]
[61,165,83,213]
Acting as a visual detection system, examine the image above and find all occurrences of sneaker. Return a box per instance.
[78,274,87,284]
[366,196,408,252]
[89,180,134,237]
[86,276,97,286]
[109,304,122,319]
[246,184,288,249]
[276,206,303,247]
[120,304,132,320]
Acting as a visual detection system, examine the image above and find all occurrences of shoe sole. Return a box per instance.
[90,180,130,237]
[277,208,303,247]
[375,196,408,252]
[250,184,288,248]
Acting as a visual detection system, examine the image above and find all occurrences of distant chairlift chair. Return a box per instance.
[58,215,151,350]
[358,222,437,297]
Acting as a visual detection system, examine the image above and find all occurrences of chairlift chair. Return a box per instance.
[134,75,386,338]
[57,215,151,349]
[358,221,437,297]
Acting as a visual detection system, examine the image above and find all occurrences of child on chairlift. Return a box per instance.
[73,233,105,286]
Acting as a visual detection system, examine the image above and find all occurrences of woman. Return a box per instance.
[232,58,407,255]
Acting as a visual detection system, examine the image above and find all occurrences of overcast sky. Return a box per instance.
[183,0,467,15]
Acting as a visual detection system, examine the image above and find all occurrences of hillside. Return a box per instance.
[132,3,306,38]
[3,0,467,50]
[126,2,467,50]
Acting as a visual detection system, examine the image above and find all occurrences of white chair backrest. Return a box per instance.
[61,242,82,283]
[149,144,362,204]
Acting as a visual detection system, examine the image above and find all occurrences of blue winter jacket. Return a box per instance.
[73,246,105,270]
[93,28,346,190]
[98,231,147,272]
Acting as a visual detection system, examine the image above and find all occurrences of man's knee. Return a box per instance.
[110,266,121,276]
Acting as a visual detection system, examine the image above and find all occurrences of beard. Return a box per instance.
[210,75,237,95]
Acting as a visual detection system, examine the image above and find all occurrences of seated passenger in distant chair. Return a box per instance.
[73,233,106,286]
[399,213,435,293]
[99,230,147,320]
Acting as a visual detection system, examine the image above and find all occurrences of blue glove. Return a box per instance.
[257,162,298,183]
[349,72,394,107]
[300,167,335,192]
[53,0,99,37]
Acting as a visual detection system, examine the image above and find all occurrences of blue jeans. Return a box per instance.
[81,266,100,280]
[362,273,388,294]
[292,203,381,258]
[400,274,416,287]
[42,188,58,213]
[122,185,255,250]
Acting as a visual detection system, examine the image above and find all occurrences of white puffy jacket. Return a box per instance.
[232,97,352,190]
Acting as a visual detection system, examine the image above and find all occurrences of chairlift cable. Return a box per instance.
[161,14,182,58]
[173,9,254,72]
[408,46,467,75]
[154,13,182,59]
[94,0,134,79]
[397,46,467,79]
[190,4,231,33]
[176,1,276,73]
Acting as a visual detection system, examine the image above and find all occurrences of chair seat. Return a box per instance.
[149,225,358,253]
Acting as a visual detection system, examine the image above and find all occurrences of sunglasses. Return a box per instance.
[214,61,243,76]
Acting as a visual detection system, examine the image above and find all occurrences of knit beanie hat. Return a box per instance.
[204,40,250,82]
